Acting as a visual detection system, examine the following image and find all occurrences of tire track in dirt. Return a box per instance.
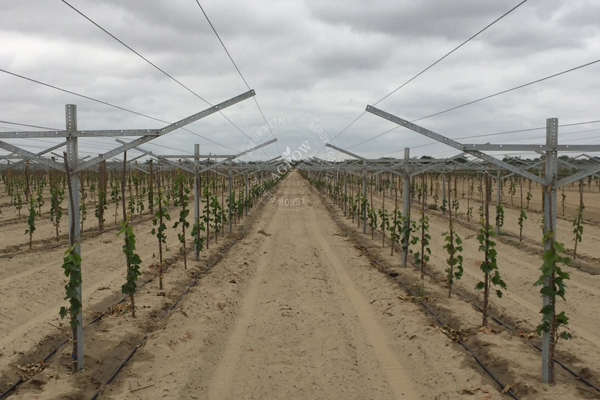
[207,174,417,399]
[206,202,278,399]
[305,197,418,399]
[99,173,501,400]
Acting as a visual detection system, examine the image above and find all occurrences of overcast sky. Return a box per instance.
[1,0,599,162]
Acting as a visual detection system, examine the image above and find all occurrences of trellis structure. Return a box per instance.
[302,147,470,266]
[366,104,600,383]
[115,138,278,259]
[0,89,254,371]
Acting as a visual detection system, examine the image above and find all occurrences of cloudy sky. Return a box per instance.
[1,0,599,162]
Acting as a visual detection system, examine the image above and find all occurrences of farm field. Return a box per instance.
[3,1,600,399]
[0,165,262,399]
[308,171,600,399]
[2,171,598,399]
[86,171,505,400]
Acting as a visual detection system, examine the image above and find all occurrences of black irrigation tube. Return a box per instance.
[87,184,284,399]
[1,181,274,400]
[371,251,519,400]
[328,191,600,393]
[87,220,252,400]
[0,203,238,400]
[0,250,181,400]
[317,191,520,400]
[456,291,600,393]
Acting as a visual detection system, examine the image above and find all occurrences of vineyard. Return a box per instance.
[0,151,283,398]
[300,146,600,399]
[3,1,600,399]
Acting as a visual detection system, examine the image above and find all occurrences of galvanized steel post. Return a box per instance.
[542,118,558,383]
[401,148,411,267]
[194,144,200,261]
[66,104,84,371]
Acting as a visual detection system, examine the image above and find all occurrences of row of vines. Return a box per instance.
[304,167,590,383]
[0,160,280,370]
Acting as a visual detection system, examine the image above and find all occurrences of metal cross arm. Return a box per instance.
[73,90,255,173]
[115,140,197,174]
[159,154,236,159]
[461,143,600,152]
[0,140,64,171]
[557,161,600,187]
[326,143,408,178]
[412,153,468,177]
[197,138,277,174]
[365,105,546,185]
[0,141,66,172]
[0,128,159,139]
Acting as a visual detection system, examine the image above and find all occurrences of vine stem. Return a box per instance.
[482,172,490,328]
[448,173,455,298]
[62,151,79,372]
[545,184,557,384]
[157,173,164,290]
[120,153,136,317]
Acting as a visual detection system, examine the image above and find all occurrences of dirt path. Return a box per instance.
[105,172,500,399]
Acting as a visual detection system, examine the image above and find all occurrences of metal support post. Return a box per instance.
[442,166,446,215]
[496,170,501,235]
[65,104,84,371]
[245,173,249,216]
[194,144,201,261]
[344,171,347,216]
[228,160,233,234]
[542,118,558,383]
[401,148,411,267]
[362,159,367,234]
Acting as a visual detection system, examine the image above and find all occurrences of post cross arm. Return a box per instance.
[0,141,64,171]
[556,162,600,187]
[412,153,467,176]
[365,105,546,185]
[0,141,66,172]
[73,90,255,173]
[197,138,277,174]
[115,140,196,174]
[325,143,407,178]
[0,129,159,139]
[461,144,600,152]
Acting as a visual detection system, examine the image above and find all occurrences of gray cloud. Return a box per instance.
[0,0,598,161]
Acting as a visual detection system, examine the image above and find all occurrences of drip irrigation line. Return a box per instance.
[0,174,277,399]
[412,202,600,393]
[88,179,281,400]
[455,290,600,393]
[0,210,202,400]
[317,185,600,397]
[333,0,529,141]
[316,192,519,400]
[316,194,520,399]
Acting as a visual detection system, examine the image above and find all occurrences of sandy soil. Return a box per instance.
[0,180,246,398]
[90,172,504,400]
[334,180,600,399]
[2,172,599,399]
